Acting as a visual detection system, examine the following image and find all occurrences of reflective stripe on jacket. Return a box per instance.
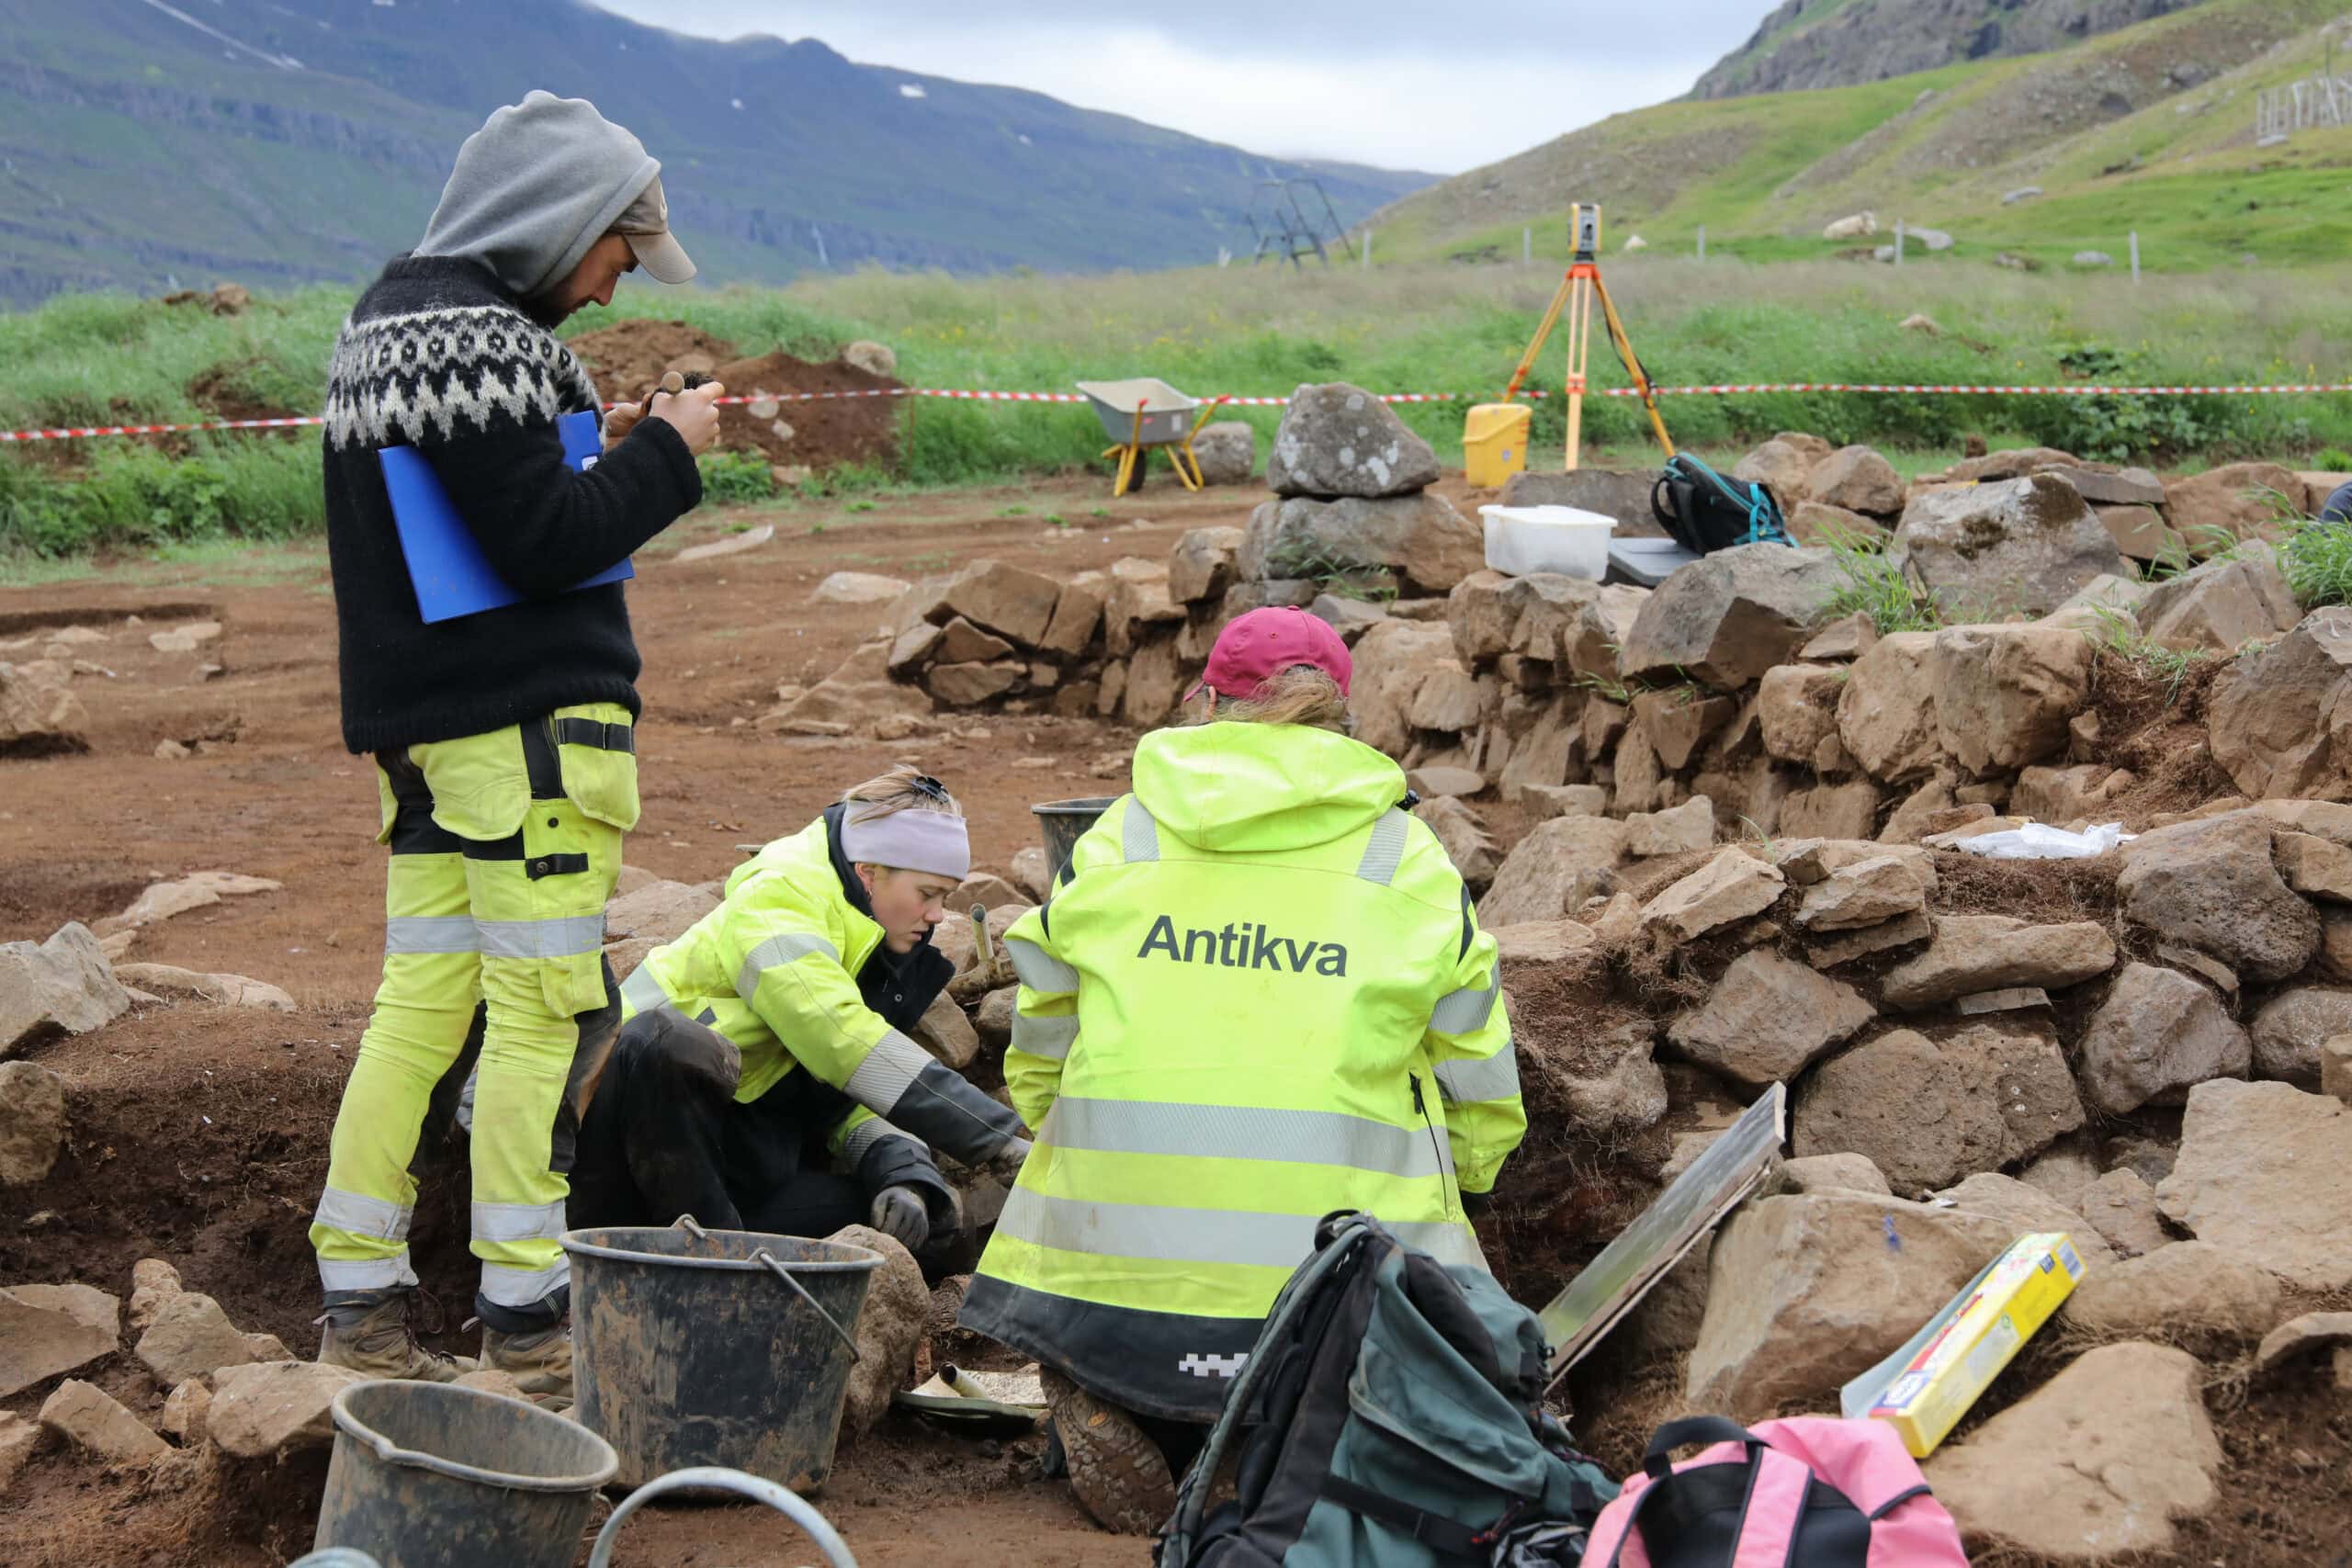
[963,721,1523,1419]
[617,815,1022,1166]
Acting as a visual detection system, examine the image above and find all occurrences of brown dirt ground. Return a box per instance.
[566,319,905,471]
[4,474,2347,1566]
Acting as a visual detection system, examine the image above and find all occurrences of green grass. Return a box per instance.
[1818,529,1946,635]
[7,254,2352,561]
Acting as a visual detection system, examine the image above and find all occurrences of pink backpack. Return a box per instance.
[1581,1416,1970,1568]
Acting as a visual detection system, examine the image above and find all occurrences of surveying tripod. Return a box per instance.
[1499,204,1674,470]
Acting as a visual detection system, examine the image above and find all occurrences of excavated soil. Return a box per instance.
[2,475,2346,1565]
[566,319,905,471]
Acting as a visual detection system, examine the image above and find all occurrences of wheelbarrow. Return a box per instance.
[1075,378,1230,498]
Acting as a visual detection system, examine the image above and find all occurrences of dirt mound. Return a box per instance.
[568,319,905,473]
[566,319,734,400]
[186,365,302,430]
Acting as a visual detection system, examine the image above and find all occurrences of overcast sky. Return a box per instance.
[592,1,1770,174]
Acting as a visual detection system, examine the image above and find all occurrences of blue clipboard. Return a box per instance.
[379,410,635,624]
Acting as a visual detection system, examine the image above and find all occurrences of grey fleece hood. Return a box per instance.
[415,91,659,300]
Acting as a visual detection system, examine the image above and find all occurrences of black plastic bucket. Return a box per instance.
[1033,796,1116,884]
[562,1221,882,1492]
[313,1380,618,1568]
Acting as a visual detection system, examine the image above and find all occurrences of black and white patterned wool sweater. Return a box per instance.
[322,254,701,757]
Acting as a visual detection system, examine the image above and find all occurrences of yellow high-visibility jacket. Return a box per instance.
[617,811,1024,1171]
[961,721,1523,1420]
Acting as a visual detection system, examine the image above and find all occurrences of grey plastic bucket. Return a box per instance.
[313,1380,618,1568]
[1034,796,1115,885]
[562,1221,882,1491]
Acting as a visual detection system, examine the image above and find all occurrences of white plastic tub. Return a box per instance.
[1476,504,1615,580]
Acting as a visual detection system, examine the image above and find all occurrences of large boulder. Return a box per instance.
[1477,818,1627,928]
[1266,382,1441,499]
[0,660,88,755]
[603,879,720,947]
[1880,916,2116,1009]
[2207,607,2352,800]
[1348,620,1460,757]
[1665,950,1874,1089]
[0,1288,117,1399]
[1779,780,1884,841]
[1928,625,2094,775]
[2075,963,2250,1113]
[1792,853,1929,932]
[1240,494,1483,597]
[1639,850,1786,942]
[1,922,130,1057]
[1803,446,1903,517]
[1167,526,1245,605]
[768,641,933,735]
[2117,814,2319,982]
[1892,475,2125,618]
[1729,439,1816,510]
[1926,1343,2219,1559]
[2135,543,2302,654]
[1757,662,1846,769]
[208,1361,365,1458]
[135,1292,268,1385]
[1687,1193,2014,1418]
[1616,545,1842,689]
[910,559,1065,649]
[1496,469,1666,536]
[0,1061,68,1186]
[2249,986,2352,1085]
[1794,1022,2086,1191]
[2064,1241,2280,1345]
[2158,1077,2352,1290]
[2163,461,2309,543]
[39,1379,166,1463]
[826,1224,931,1437]
[1190,421,1256,486]
[1933,1172,2116,1267]
[1835,632,1941,784]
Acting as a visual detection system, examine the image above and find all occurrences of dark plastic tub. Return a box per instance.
[1033,796,1116,885]
[562,1222,881,1492]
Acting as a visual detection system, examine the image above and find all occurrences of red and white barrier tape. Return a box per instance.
[5,379,2350,444]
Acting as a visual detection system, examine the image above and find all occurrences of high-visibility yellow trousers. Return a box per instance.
[309,705,639,1319]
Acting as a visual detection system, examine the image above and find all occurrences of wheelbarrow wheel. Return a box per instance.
[1115,446,1148,497]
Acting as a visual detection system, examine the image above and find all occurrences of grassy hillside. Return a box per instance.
[1371,0,2352,273]
[6,256,2350,565]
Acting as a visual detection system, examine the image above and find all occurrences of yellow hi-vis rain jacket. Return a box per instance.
[960,720,1523,1420]
[616,813,1024,1169]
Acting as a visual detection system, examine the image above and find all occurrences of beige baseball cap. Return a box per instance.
[613,176,695,284]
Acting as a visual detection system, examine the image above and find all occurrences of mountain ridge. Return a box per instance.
[0,0,1430,306]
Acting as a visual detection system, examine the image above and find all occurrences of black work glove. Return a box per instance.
[870,1185,931,1251]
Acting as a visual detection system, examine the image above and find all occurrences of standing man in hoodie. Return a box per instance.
[308,91,724,1396]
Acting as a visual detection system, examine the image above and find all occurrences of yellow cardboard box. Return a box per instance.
[1850,1231,2086,1459]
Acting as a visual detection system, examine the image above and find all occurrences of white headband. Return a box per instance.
[839,808,971,882]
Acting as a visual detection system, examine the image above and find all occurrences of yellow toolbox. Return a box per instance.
[1847,1231,2086,1458]
[1463,402,1532,488]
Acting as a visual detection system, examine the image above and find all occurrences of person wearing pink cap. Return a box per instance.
[961,607,1526,1534]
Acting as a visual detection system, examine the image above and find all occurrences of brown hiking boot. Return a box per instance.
[317,1292,469,1382]
[481,1321,574,1405]
[1044,1369,1176,1536]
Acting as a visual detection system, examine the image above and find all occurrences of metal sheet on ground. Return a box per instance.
[1539,1083,1785,1380]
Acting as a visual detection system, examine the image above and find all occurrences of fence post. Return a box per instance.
[2129,231,2141,283]
[1523,226,1532,265]
[1363,230,1372,271]
[1697,223,1706,261]
[1894,219,1905,266]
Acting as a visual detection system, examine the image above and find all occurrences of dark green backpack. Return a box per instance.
[1159,1214,1617,1568]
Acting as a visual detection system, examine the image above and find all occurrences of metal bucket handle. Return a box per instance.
[673,1214,863,1362]
[587,1465,858,1568]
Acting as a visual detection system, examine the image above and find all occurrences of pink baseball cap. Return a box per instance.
[1185,606,1353,704]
